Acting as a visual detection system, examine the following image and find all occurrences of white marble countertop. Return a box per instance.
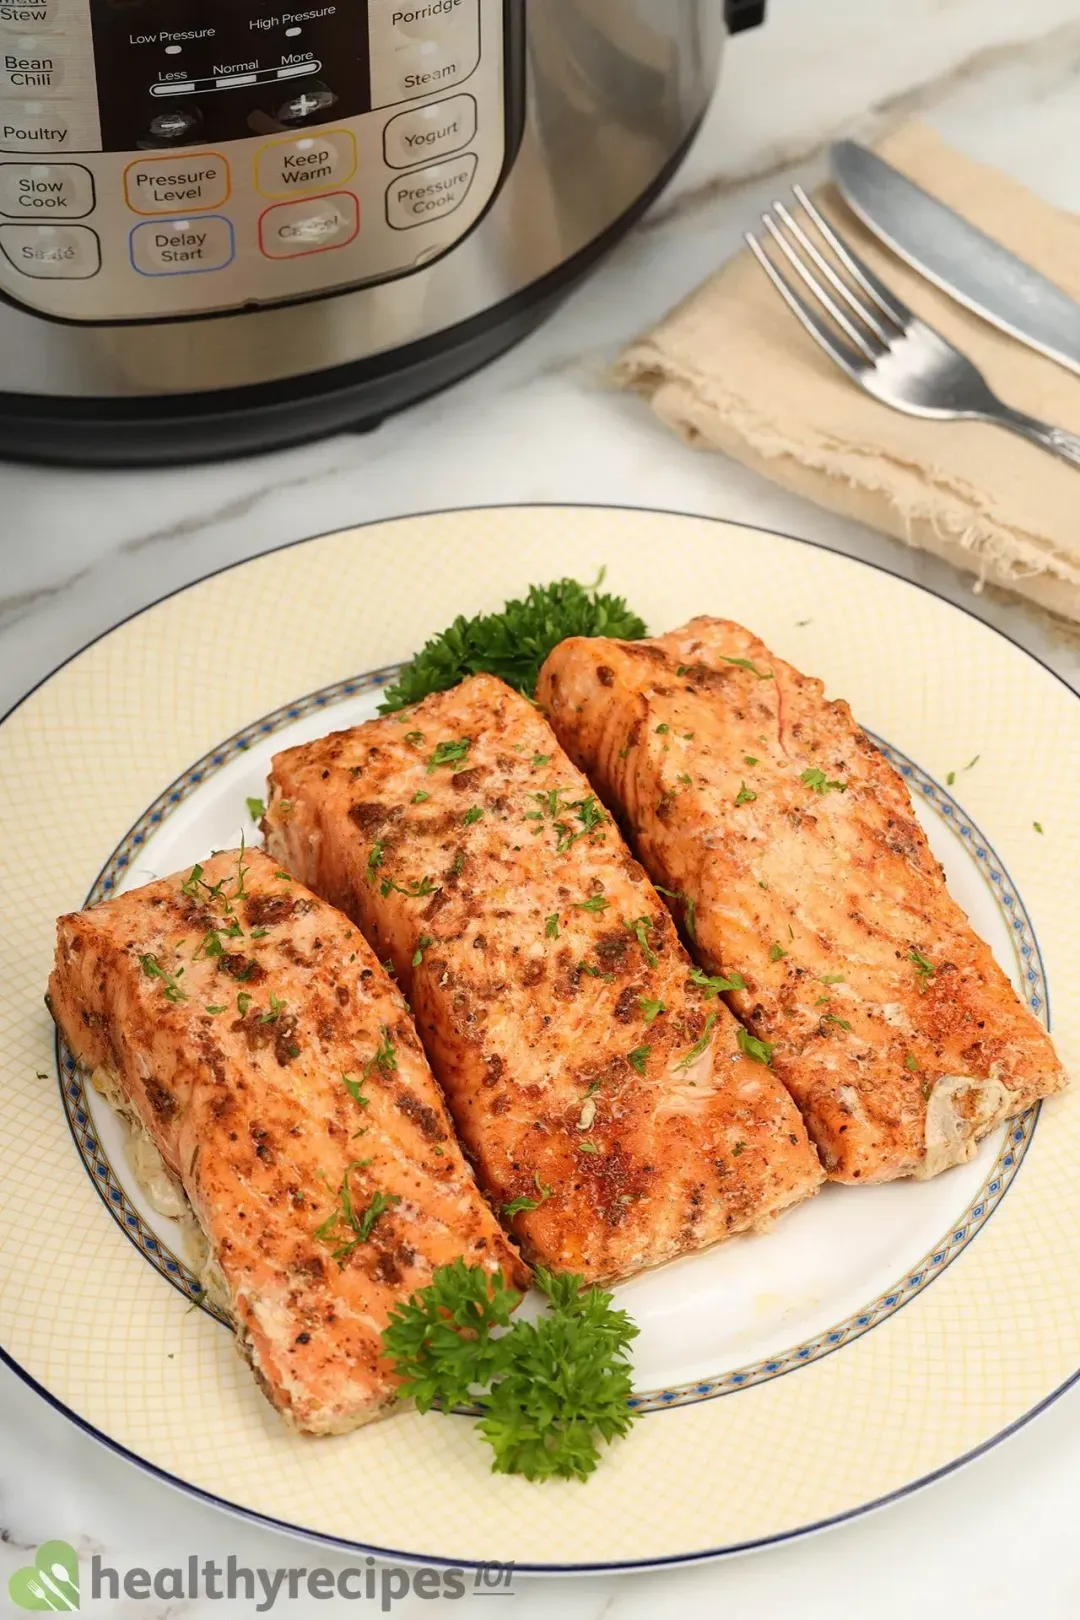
[5,1,1080,1614]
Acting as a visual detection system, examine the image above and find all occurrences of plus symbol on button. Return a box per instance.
[291,94,320,117]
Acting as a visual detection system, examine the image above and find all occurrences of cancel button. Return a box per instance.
[386,150,476,230]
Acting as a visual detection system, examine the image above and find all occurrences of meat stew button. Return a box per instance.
[386,151,476,229]
[130,215,234,275]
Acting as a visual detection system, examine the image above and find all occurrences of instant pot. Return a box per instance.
[0,0,764,465]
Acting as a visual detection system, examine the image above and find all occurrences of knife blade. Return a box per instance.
[829,139,1080,378]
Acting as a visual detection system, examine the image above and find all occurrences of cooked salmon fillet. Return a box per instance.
[263,674,823,1284]
[47,848,524,1435]
[538,618,1068,1184]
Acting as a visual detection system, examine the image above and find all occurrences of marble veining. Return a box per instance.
[4,0,1080,1614]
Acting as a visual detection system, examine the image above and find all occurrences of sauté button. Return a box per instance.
[0,160,92,217]
[124,152,230,215]
[1,36,65,93]
[255,130,356,199]
[0,220,98,277]
[383,93,475,168]
[130,214,234,275]
[258,190,359,258]
[386,151,476,228]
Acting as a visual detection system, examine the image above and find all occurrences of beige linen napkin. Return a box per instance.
[618,122,1080,623]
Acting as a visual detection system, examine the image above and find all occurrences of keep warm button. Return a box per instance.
[124,152,230,215]
[130,215,234,275]
[386,151,476,230]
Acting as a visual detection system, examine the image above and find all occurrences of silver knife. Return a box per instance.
[830,139,1080,378]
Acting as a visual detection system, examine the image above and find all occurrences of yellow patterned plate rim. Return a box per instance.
[1,506,1078,1573]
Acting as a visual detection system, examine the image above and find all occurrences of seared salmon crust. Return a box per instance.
[48,848,524,1435]
[264,673,823,1285]
[538,618,1068,1183]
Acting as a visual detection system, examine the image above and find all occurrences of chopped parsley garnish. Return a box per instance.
[820,973,845,984]
[732,1141,745,1156]
[655,885,697,942]
[343,1073,369,1108]
[677,773,692,787]
[366,841,384,882]
[909,948,935,993]
[626,1045,651,1076]
[821,1012,852,1033]
[904,1054,920,1072]
[378,574,648,712]
[573,894,610,915]
[250,927,268,939]
[801,768,847,795]
[688,965,746,995]
[427,738,471,774]
[676,664,690,676]
[737,1028,774,1066]
[946,771,956,786]
[722,656,773,679]
[578,1141,600,1155]
[532,752,551,767]
[554,794,608,853]
[769,943,786,962]
[638,997,666,1024]
[577,961,614,982]
[404,731,424,746]
[966,755,980,771]
[236,991,252,1017]
[314,1163,401,1267]
[676,1013,716,1071]
[139,952,187,1003]
[545,913,560,939]
[380,874,438,900]
[413,790,431,804]
[624,915,659,969]
[655,723,669,735]
[744,755,759,766]
[503,1172,552,1219]
[735,782,757,806]
[259,993,286,1024]
[463,806,484,826]
[413,933,434,967]
[1034,821,1044,834]
[365,1027,398,1078]
[381,1261,639,1481]
[205,1004,227,1016]
[246,797,266,822]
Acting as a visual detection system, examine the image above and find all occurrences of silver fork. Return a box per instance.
[746,186,1080,470]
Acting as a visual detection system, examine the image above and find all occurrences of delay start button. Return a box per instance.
[130,215,234,275]
[124,152,230,215]
[386,151,476,229]
[255,130,356,200]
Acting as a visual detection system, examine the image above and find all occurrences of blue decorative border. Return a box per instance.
[58,682,1050,1407]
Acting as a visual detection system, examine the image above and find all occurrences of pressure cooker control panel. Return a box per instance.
[0,0,516,322]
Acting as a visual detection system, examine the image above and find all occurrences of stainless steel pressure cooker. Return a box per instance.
[0,0,764,464]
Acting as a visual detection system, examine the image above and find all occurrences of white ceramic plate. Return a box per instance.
[1,507,1077,1572]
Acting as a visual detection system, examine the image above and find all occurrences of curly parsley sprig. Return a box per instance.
[381,1263,639,1482]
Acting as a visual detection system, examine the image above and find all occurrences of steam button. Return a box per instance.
[367,0,480,108]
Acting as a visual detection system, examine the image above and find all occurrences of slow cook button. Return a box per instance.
[386,151,476,229]
[255,130,356,199]
[383,93,475,168]
[0,220,98,277]
[0,160,92,217]
[258,190,359,258]
[1,36,64,93]
[130,215,234,275]
[124,152,230,215]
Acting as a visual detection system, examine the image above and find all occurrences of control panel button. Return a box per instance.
[124,153,230,215]
[258,191,359,259]
[368,0,480,108]
[276,84,338,125]
[386,151,476,229]
[255,130,357,200]
[384,93,476,168]
[0,220,99,277]
[147,108,203,145]
[0,100,73,151]
[0,160,92,218]
[0,2,62,32]
[1,36,64,93]
[130,215,234,276]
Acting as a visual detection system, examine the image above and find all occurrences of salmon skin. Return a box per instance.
[538,618,1068,1184]
[264,674,823,1285]
[48,847,524,1435]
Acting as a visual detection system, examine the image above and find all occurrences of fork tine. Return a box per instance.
[744,231,867,381]
[792,184,912,327]
[761,213,881,362]
[773,200,896,345]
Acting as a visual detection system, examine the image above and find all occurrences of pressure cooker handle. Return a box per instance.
[724,0,767,32]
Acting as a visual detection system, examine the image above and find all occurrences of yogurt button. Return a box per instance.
[383,94,475,168]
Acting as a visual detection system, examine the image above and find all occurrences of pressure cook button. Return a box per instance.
[1,36,64,93]
[0,220,98,277]
[255,130,356,199]
[130,214,234,275]
[124,152,230,214]
[0,1,62,32]
[258,190,359,258]
[0,159,92,217]
[0,100,72,150]
[383,93,475,168]
[386,150,476,228]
